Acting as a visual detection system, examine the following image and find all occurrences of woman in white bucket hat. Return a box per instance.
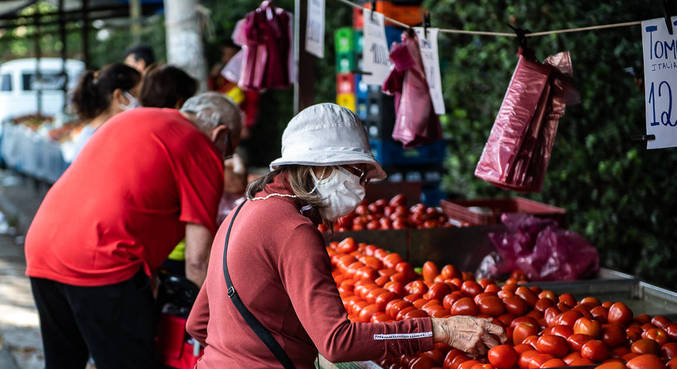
[186,103,505,369]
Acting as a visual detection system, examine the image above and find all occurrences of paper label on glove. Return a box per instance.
[642,16,677,149]
[362,9,390,85]
[305,0,325,58]
[414,27,446,115]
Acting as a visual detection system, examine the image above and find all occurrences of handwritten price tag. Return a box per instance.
[414,27,445,115]
[642,16,677,149]
[305,0,325,58]
[362,9,390,85]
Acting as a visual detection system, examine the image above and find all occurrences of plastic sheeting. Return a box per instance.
[382,30,442,148]
[475,49,580,193]
[0,122,68,183]
[477,213,599,281]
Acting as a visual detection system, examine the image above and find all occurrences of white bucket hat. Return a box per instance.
[270,103,387,180]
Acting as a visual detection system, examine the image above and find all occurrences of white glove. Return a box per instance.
[432,316,507,357]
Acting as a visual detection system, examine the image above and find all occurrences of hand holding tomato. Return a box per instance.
[432,316,507,358]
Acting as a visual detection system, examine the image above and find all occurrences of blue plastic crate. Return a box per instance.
[385,26,405,49]
[355,74,368,101]
[369,139,446,165]
[421,188,446,207]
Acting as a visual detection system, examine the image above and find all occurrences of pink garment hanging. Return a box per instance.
[475,48,579,193]
[382,30,442,148]
[234,1,293,90]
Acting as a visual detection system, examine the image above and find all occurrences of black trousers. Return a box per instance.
[30,271,158,369]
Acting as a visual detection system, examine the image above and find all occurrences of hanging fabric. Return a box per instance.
[382,30,442,148]
[233,1,295,90]
[475,48,579,193]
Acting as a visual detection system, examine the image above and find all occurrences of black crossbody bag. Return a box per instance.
[222,200,296,369]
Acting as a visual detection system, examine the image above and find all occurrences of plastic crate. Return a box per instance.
[336,73,356,95]
[355,74,368,101]
[336,93,356,112]
[334,27,355,54]
[364,1,424,26]
[354,30,364,54]
[356,100,368,120]
[353,6,364,29]
[440,197,567,226]
[336,52,355,73]
[370,139,446,165]
[385,25,405,49]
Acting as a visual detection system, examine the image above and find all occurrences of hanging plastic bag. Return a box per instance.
[475,49,579,192]
[382,30,442,148]
[479,213,599,281]
[235,0,294,90]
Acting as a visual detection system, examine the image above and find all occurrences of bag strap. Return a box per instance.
[222,200,296,369]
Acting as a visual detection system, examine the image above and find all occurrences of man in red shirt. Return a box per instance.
[25,92,241,369]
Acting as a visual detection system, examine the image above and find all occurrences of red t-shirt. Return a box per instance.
[25,108,224,286]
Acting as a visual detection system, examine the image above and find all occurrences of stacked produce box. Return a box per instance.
[335,1,445,206]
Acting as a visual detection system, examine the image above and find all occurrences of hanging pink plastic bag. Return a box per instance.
[475,49,579,192]
[479,213,599,281]
[234,1,294,90]
[382,31,442,148]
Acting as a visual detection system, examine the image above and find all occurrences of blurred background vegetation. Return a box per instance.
[1,0,675,289]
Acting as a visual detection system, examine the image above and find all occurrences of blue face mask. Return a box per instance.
[120,91,140,110]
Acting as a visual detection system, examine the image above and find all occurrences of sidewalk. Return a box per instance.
[0,170,48,369]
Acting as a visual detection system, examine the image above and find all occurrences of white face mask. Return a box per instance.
[120,91,140,110]
[310,167,366,221]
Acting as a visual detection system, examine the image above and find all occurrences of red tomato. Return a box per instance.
[404,294,423,304]
[370,312,389,323]
[518,350,540,369]
[514,344,534,354]
[557,310,583,328]
[443,291,465,310]
[375,275,390,286]
[513,322,539,345]
[581,340,610,362]
[386,299,410,319]
[425,283,451,301]
[580,296,602,308]
[559,293,576,308]
[602,324,627,348]
[404,309,429,319]
[544,307,562,326]
[337,237,357,253]
[488,344,518,369]
[384,281,406,296]
[563,352,582,365]
[422,261,439,284]
[528,353,554,369]
[594,362,628,369]
[570,358,595,366]
[405,280,429,296]
[440,266,458,281]
[536,335,570,358]
[541,358,566,368]
[503,295,529,316]
[627,325,644,342]
[538,290,556,301]
[471,364,493,369]
[421,349,445,366]
[451,297,478,316]
[461,281,483,296]
[608,302,633,327]
[523,335,539,349]
[631,339,660,355]
[365,288,387,303]
[383,253,404,269]
[358,303,381,322]
[395,306,416,321]
[515,287,539,307]
[459,360,482,369]
[410,356,436,369]
[651,316,670,330]
[476,294,506,317]
[611,346,630,358]
[642,328,669,345]
[548,325,574,339]
[625,354,664,369]
[534,298,555,313]
[591,306,609,323]
[661,342,677,360]
[413,298,428,309]
[375,291,397,311]
[666,323,677,341]
[574,317,602,338]
[446,353,470,369]
[389,194,407,207]
[567,333,593,352]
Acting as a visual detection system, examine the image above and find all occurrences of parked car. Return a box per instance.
[0,58,85,122]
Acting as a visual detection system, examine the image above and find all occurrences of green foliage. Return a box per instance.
[427,0,677,288]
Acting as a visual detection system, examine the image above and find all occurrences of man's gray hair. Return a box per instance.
[180,92,241,131]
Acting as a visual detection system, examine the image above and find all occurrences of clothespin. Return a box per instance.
[632,134,656,142]
[422,10,431,39]
[662,0,674,34]
[508,24,530,50]
[370,0,376,21]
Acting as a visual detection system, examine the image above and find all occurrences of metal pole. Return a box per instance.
[59,0,68,114]
[294,0,316,113]
[81,0,89,69]
[34,4,42,116]
[129,0,142,44]
[164,0,208,91]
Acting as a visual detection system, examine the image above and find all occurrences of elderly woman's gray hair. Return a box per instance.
[180,92,242,132]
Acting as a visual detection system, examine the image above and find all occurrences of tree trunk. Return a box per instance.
[164,0,207,91]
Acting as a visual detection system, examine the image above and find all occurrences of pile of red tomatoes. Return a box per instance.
[327,237,677,369]
[318,194,452,232]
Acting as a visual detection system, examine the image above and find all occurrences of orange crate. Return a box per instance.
[364,1,424,27]
[440,197,567,226]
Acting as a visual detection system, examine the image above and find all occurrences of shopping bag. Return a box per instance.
[475,49,578,192]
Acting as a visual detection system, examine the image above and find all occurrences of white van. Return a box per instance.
[0,58,85,122]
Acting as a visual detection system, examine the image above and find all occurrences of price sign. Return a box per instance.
[305,0,325,58]
[414,27,445,115]
[362,9,390,85]
[642,16,677,149]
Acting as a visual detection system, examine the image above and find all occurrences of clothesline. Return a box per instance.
[335,0,644,37]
